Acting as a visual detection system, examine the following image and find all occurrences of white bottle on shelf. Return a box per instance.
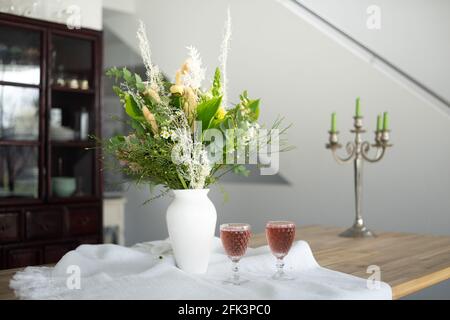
[80,107,89,140]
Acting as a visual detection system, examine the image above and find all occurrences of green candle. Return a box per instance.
[377,114,383,132]
[331,113,337,133]
[355,97,362,118]
[383,112,389,131]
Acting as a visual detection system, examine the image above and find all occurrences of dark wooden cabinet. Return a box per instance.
[6,246,43,269]
[67,206,100,237]
[44,243,76,264]
[0,212,21,244]
[26,208,64,240]
[0,13,103,270]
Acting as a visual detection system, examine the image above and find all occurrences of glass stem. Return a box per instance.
[232,260,240,283]
[276,258,285,276]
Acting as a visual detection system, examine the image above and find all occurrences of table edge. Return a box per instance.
[392,266,450,299]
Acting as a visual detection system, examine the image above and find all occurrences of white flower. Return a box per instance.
[137,21,164,92]
[160,128,171,140]
[183,46,206,90]
[171,127,212,189]
[219,8,232,108]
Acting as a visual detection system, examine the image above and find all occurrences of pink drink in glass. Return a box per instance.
[220,224,251,285]
[266,221,296,280]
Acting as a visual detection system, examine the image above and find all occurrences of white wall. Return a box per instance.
[298,0,450,103]
[103,0,136,14]
[0,0,103,30]
[115,0,450,242]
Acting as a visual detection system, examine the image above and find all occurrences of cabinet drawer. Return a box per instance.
[44,244,74,264]
[6,247,42,269]
[78,237,100,246]
[0,212,20,244]
[67,207,100,236]
[26,209,63,240]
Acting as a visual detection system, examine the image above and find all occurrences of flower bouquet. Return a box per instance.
[104,14,290,273]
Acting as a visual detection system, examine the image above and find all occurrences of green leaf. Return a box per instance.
[209,117,225,130]
[112,85,123,97]
[135,74,145,92]
[131,119,146,135]
[106,67,121,81]
[240,90,249,102]
[177,171,188,189]
[109,135,125,146]
[211,68,222,97]
[171,95,182,109]
[125,94,143,120]
[123,68,134,84]
[196,96,222,130]
[247,99,260,121]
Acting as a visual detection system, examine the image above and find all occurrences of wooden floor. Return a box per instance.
[1,225,449,300]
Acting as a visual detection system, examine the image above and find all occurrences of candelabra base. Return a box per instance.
[339,224,376,238]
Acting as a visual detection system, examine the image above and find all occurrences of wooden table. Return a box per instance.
[251,225,450,299]
[1,225,449,300]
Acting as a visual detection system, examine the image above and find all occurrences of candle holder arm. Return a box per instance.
[361,142,386,163]
[330,142,356,164]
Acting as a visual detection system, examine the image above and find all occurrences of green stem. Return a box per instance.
[177,171,188,190]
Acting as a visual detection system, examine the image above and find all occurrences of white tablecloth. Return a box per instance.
[10,238,392,300]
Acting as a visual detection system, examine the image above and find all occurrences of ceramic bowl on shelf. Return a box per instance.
[52,177,76,198]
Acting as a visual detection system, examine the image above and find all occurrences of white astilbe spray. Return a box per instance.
[219,8,232,108]
[171,126,212,189]
[137,20,163,91]
[183,46,206,90]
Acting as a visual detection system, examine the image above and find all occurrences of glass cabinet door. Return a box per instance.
[0,85,40,141]
[0,146,39,198]
[51,35,93,90]
[0,22,42,201]
[0,24,41,85]
[49,34,97,200]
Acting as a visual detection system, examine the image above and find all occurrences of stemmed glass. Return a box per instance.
[220,223,251,285]
[266,221,296,280]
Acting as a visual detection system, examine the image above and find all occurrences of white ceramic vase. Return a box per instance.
[166,189,217,274]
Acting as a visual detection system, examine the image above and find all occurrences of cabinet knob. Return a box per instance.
[0,224,6,232]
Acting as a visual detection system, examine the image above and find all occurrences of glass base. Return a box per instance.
[223,276,249,286]
[271,272,295,281]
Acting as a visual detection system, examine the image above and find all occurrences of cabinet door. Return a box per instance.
[6,247,42,269]
[49,33,98,202]
[26,208,63,240]
[44,243,74,264]
[67,206,100,237]
[0,212,20,244]
[0,23,41,86]
[0,22,43,203]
